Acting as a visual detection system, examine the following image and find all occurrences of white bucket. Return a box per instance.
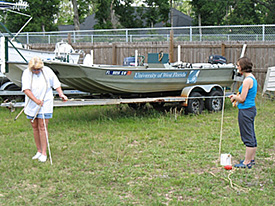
[220,154,231,166]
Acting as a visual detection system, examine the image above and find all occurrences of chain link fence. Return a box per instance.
[6,24,275,44]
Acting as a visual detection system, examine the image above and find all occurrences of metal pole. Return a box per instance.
[262,25,265,41]
[177,45,180,63]
[189,27,192,42]
[5,37,9,73]
[0,37,6,74]
[26,32,29,44]
[126,29,128,43]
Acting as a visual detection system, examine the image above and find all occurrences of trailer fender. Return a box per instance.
[0,81,19,91]
[180,84,223,107]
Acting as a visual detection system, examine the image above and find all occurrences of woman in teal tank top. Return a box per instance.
[229,57,257,169]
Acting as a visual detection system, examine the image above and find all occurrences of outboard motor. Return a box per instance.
[123,57,138,66]
[208,55,227,64]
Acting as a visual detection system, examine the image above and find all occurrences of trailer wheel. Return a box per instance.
[205,90,223,112]
[2,83,23,102]
[5,84,20,91]
[186,92,203,114]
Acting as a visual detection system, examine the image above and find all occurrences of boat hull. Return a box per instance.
[5,62,73,89]
[44,61,236,95]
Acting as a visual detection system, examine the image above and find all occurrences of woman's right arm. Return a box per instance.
[23,89,43,106]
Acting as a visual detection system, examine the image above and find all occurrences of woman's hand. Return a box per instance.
[23,89,44,106]
[228,92,240,107]
[228,95,235,103]
[56,87,68,102]
[35,99,44,106]
[60,94,68,102]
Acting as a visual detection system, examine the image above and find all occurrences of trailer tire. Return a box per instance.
[6,84,20,91]
[205,90,223,112]
[186,92,203,114]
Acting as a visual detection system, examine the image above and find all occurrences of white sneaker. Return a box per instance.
[38,155,47,162]
[32,152,42,160]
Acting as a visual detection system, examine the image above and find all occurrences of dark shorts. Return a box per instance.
[27,113,53,120]
[238,106,257,147]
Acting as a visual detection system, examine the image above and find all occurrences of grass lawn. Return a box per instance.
[0,97,274,205]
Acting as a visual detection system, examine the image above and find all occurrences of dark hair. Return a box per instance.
[237,56,253,73]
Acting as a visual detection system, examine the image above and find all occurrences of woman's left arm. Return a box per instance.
[56,87,68,102]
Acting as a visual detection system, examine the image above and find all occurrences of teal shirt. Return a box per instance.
[238,76,257,109]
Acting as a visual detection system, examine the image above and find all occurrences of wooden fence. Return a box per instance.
[29,41,275,90]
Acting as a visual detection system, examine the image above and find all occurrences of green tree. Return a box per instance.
[57,0,74,25]
[94,0,170,29]
[175,0,192,16]
[255,0,275,24]
[140,0,170,27]
[94,0,113,29]
[71,0,80,30]
[189,0,229,26]
[113,0,143,28]
[189,0,274,26]
[226,0,262,25]
[57,0,95,29]
[2,0,60,32]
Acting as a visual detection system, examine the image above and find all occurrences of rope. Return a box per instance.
[31,70,48,122]
[218,89,226,160]
[42,112,53,165]
[209,170,251,193]
[207,89,251,194]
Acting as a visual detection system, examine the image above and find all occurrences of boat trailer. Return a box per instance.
[1,84,232,114]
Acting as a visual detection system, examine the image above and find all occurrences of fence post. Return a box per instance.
[126,29,128,43]
[48,35,50,44]
[112,43,117,65]
[26,32,29,44]
[221,43,225,57]
[73,31,76,43]
[189,27,192,42]
[262,25,265,41]
[68,33,71,44]
[169,30,174,63]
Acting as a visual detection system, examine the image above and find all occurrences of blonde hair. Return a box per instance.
[28,56,44,71]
